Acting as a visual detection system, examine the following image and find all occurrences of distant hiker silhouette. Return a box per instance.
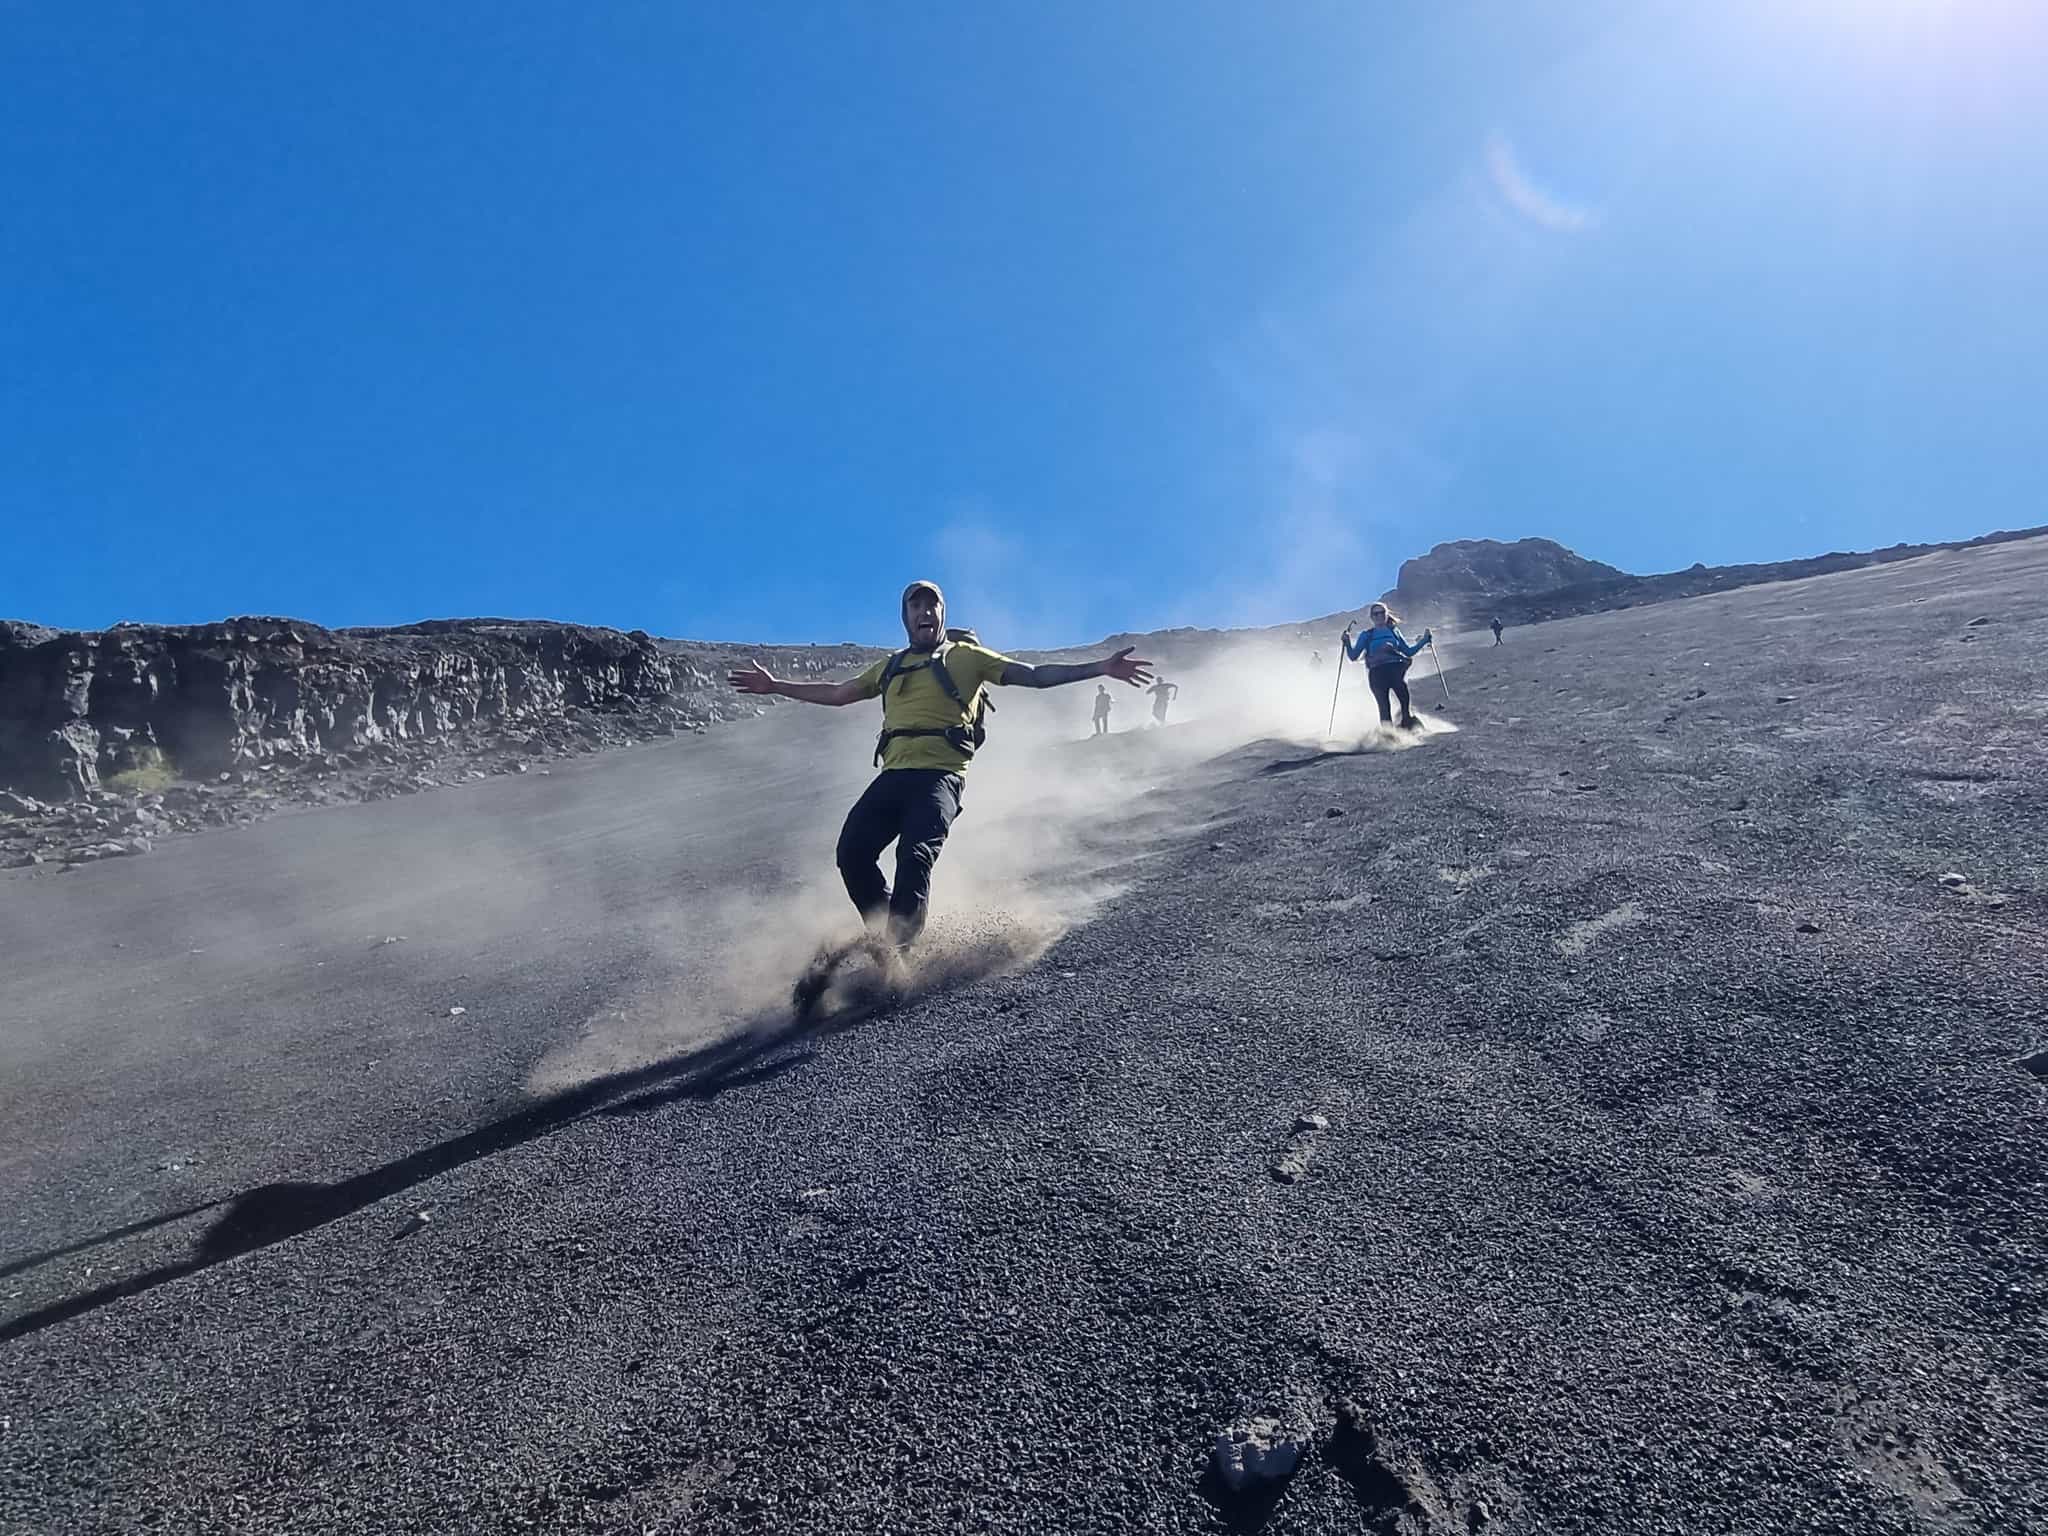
[1491,617,1504,646]
[1146,679,1178,727]
[1092,684,1114,735]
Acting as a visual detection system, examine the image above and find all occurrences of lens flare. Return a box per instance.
[1485,134,1600,232]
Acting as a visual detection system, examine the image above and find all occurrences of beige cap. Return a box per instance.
[901,580,945,609]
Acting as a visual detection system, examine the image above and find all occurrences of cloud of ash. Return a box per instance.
[527,622,1465,1093]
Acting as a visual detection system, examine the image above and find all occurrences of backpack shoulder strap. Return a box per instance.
[924,642,970,711]
[877,648,912,705]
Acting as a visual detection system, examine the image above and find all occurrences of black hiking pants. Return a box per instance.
[836,769,964,944]
[1366,661,1412,724]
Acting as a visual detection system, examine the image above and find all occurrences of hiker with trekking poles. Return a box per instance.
[1337,602,1435,731]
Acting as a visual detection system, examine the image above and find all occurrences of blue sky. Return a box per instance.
[5,1,2043,647]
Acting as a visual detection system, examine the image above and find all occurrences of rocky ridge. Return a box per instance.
[0,616,878,870]
[1382,524,2048,628]
[12,523,2041,872]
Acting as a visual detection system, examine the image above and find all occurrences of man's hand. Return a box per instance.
[728,660,780,696]
[1001,648,1154,690]
[1104,647,1154,687]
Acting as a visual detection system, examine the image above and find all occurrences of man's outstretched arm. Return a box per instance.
[1000,647,1154,690]
[727,660,868,706]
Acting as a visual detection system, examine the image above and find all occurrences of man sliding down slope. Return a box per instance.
[729,580,1154,951]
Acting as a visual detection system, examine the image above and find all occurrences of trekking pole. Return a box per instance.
[1428,636,1451,705]
[1325,642,1348,738]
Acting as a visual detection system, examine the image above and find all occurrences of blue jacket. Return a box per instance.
[1346,624,1427,667]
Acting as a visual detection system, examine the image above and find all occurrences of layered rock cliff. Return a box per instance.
[0,616,876,867]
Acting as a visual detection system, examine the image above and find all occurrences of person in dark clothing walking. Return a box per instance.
[1343,602,1433,729]
[1092,684,1114,735]
[1490,617,1504,645]
[730,580,1153,946]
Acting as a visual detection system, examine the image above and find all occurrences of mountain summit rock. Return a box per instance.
[1384,538,1628,616]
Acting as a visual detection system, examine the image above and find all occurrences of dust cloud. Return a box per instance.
[527,621,1463,1093]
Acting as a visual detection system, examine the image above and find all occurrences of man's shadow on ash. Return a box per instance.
[0,981,893,1345]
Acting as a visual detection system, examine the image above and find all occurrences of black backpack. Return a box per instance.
[873,627,995,766]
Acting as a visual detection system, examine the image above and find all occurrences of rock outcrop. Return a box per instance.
[0,616,878,866]
[0,617,726,798]
[1384,538,1624,620]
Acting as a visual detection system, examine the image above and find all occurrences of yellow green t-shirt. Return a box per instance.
[851,641,1014,772]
